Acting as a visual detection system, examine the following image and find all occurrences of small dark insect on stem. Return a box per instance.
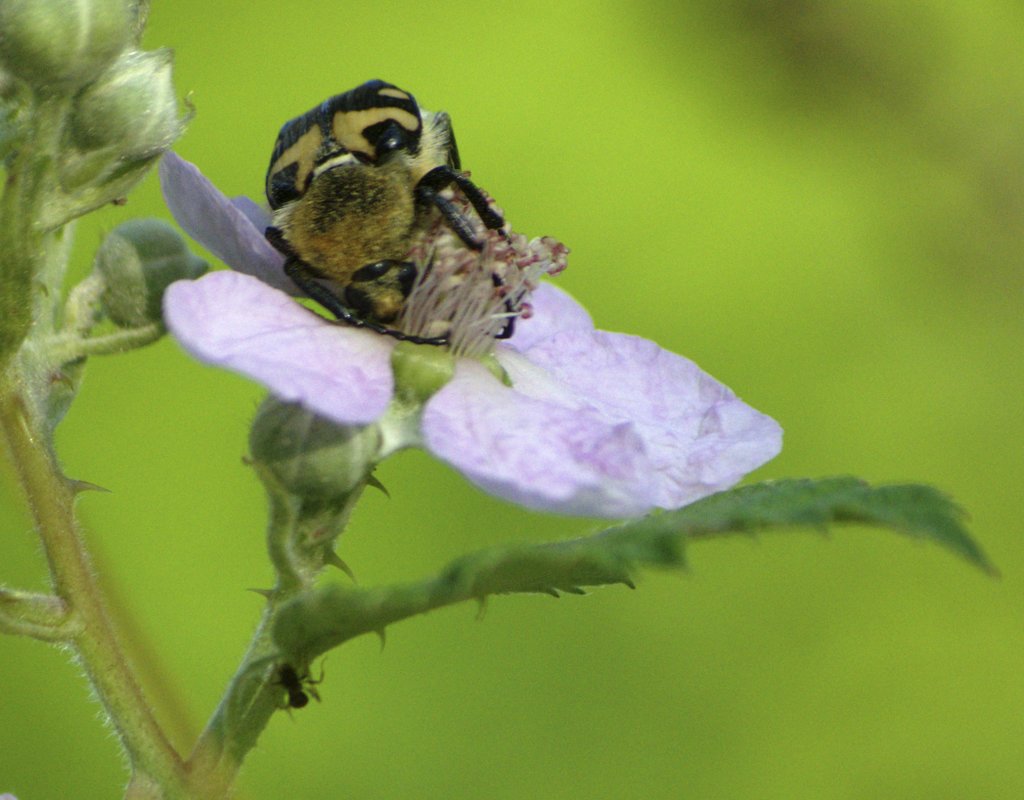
[276,663,322,710]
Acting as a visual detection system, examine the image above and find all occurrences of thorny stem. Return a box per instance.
[0,91,191,799]
[186,472,366,796]
[184,593,282,797]
[184,496,293,795]
[0,97,61,368]
[0,387,191,799]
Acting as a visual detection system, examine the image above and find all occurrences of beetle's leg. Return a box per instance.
[375,120,492,243]
[489,274,517,340]
[343,259,414,326]
[282,256,447,346]
[344,260,448,344]
[447,170,505,231]
[282,257,365,328]
[269,226,446,345]
[415,165,506,247]
[265,225,294,256]
[419,165,505,230]
[415,184,482,250]
[270,226,377,329]
[268,226,354,318]
[495,317,516,340]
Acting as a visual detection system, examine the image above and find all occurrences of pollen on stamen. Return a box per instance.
[399,191,568,358]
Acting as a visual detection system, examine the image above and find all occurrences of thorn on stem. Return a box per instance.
[366,474,389,497]
[68,478,111,494]
[323,549,357,582]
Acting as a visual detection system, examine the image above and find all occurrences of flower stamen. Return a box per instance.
[399,190,568,358]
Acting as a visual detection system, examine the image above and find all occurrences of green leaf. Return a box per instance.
[626,477,993,572]
[272,477,992,662]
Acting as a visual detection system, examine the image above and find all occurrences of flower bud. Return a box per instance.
[69,48,182,157]
[94,218,207,327]
[0,0,131,92]
[249,397,383,504]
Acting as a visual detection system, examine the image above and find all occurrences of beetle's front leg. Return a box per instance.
[268,228,447,345]
[415,166,506,249]
[280,257,367,329]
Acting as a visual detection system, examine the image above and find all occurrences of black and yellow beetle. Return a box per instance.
[264,80,506,344]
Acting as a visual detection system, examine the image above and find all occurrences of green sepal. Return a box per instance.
[51,152,173,228]
[480,352,512,386]
[250,398,381,589]
[68,48,182,158]
[390,340,455,405]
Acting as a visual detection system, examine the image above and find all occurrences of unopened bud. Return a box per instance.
[70,48,182,157]
[249,398,383,503]
[94,218,207,327]
[0,0,131,92]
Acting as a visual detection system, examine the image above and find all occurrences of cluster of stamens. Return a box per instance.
[399,188,568,358]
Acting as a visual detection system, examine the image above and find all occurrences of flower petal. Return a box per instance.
[163,271,394,424]
[230,194,272,231]
[159,152,292,292]
[422,359,661,517]
[501,328,783,510]
[425,325,780,517]
[504,281,594,353]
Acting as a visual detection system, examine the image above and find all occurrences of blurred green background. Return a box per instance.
[2,1,1022,798]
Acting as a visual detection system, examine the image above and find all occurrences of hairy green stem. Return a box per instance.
[185,597,282,797]
[46,322,166,363]
[186,474,365,796]
[185,495,296,795]
[1,89,188,795]
[0,97,63,366]
[0,384,189,798]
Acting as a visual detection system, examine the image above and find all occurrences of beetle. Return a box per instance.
[264,79,506,344]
